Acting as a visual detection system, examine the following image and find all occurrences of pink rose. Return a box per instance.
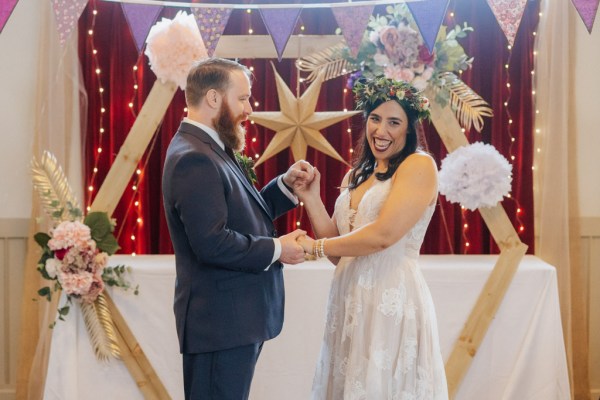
[384,65,415,82]
[80,277,105,303]
[379,27,402,63]
[94,252,109,269]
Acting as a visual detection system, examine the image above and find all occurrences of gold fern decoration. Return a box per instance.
[439,72,494,132]
[30,151,80,222]
[295,43,357,83]
[81,294,121,361]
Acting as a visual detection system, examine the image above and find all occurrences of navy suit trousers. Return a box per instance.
[183,342,264,400]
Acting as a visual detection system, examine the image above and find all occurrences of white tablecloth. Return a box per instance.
[43,255,570,399]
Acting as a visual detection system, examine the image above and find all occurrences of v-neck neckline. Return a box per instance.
[348,177,381,213]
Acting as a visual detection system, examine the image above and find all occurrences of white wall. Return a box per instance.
[574,18,600,218]
[0,0,42,219]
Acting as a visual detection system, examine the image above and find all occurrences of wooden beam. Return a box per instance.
[426,87,528,398]
[90,79,177,215]
[89,79,177,399]
[103,293,171,399]
[214,35,343,59]
[444,243,527,397]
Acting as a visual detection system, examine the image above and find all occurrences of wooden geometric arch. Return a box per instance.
[85,35,527,399]
[425,87,528,398]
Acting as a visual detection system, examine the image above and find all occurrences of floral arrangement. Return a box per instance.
[438,142,512,210]
[34,204,137,326]
[352,76,431,121]
[296,4,492,132]
[235,152,258,185]
[342,4,473,103]
[145,11,208,90]
[31,151,137,359]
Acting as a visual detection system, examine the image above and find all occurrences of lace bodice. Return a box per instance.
[334,178,435,259]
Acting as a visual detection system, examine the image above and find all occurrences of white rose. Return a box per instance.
[369,31,380,44]
[45,258,61,279]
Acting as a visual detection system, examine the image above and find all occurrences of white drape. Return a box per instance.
[534,1,589,398]
[16,0,86,398]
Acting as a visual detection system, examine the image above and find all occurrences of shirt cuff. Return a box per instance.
[277,176,299,205]
[266,238,282,271]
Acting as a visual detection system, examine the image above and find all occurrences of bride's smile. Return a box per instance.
[366,100,409,163]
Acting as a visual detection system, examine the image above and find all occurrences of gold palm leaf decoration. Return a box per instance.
[295,43,357,83]
[30,151,80,223]
[439,72,494,133]
[30,150,121,361]
[81,294,121,361]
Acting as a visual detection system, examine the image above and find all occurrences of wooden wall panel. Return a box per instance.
[0,219,28,400]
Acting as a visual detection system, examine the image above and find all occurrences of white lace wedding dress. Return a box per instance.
[311,178,448,400]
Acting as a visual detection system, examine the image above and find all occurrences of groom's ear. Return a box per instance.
[205,89,222,109]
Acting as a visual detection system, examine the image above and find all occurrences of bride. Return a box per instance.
[297,76,448,399]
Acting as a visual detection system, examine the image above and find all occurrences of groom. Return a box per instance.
[162,58,313,399]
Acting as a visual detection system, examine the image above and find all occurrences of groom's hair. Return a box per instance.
[185,58,251,107]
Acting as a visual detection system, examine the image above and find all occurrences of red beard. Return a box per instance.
[212,99,247,152]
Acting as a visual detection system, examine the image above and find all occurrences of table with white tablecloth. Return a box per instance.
[43,255,570,399]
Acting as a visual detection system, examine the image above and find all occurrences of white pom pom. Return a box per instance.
[439,142,512,210]
[145,11,208,90]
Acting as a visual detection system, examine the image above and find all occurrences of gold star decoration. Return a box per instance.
[250,65,360,166]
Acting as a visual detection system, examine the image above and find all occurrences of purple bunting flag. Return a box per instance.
[192,7,232,57]
[259,8,302,61]
[0,0,19,34]
[571,0,600,33]
[51,0,89,46]
[486,0,527,46]
[121,3,163,54]
[407,0,450,54]
[332,5,374,58]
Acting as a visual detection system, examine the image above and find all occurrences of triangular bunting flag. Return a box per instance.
[0,0,19,34]
[51,0,89,46]
[486,0,527,46]
[331,5,374,58]
[571,0,600,33]
[406,0,450,54]
[192,7,232,57]
[259,8,302,61]
[121,3,163,54]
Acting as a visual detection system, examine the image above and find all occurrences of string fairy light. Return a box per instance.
[446,3,471,254]
[532,10,543,238]
[124,52,147,254]
[85,0,106,213]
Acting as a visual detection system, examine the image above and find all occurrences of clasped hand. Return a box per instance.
[278,160,319,263]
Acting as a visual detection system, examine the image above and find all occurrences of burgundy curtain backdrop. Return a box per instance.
[79,0,537,255]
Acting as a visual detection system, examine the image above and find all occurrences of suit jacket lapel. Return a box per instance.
[178,122,273,220]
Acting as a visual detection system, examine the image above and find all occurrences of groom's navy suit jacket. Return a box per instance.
[162,121,296,354]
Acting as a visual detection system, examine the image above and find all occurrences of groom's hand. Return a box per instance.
[279,229,307,264]
[297,235,315,255]
[283,160,315,193]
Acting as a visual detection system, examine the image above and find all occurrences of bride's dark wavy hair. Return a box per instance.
[348,98,423,189]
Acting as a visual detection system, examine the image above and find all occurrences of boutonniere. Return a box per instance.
[234,152,258,185]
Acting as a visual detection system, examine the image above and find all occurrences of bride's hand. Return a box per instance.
[297,235,315,255]
[294,167,321,204]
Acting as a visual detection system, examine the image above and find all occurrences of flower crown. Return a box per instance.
[352,76,431,121]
